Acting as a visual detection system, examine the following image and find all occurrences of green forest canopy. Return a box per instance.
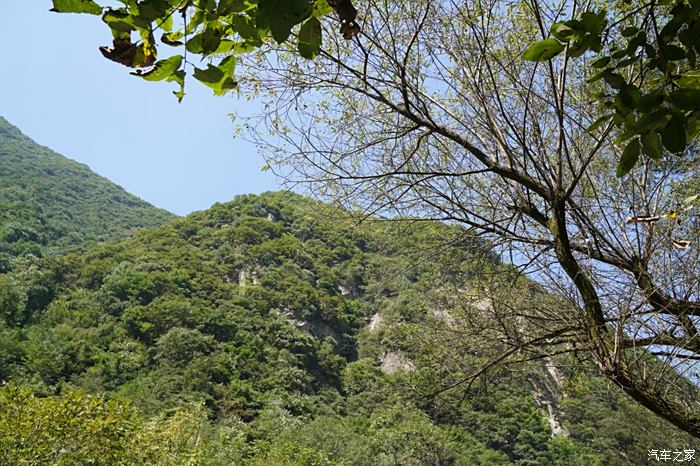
[1,189,695,464]
[0,116,173,267]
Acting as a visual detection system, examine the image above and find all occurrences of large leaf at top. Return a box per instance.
[522,38,565,61]
[298,18,322,59]
[51,0,102,14]
[258,0,312,43]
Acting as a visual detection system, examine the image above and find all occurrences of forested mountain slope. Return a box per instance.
[0,116,173,266]
[0,192,694,465]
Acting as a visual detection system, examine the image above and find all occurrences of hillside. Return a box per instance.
[0,116,174,267]
[0,192,694,465]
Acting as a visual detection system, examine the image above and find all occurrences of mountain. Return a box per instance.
[0,191,694,465]
[0,116,174,268]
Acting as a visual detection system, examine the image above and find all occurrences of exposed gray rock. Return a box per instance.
[368,312,383,331]
[530,357,569,437]
[380,352,416,374]
[431,307,454,326]
[238,268,260,286]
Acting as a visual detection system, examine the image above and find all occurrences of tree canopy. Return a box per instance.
[50,0,359,100]
[523,0,700,174]
[238,0,700,437]
[1,188,694,463]
[50,0,700,439]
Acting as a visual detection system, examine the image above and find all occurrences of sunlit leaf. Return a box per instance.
[50,0,102,14]
[102,9,135,33]
[130,55,182,81]
[550,20,585,42]
[193,56,237,95]
[522,38,564,61]
[312,0,333,17]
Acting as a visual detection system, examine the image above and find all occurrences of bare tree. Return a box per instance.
[241,0,700,436]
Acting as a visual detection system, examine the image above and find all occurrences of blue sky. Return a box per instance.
[1,2,279,215]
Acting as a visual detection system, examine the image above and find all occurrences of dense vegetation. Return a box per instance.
[0,116,173,266]
[1,183,695,463]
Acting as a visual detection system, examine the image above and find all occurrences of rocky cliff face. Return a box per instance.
[530,357,569,437]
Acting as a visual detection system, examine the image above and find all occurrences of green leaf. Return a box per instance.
[130,55,182,81]
[161,32,184,46]
[219,55,237,76]
[618,84,641,109]
[312,0,333,17]
[661,114,688,153]
[232,15,260,41]
[633,110,670,133]
[193,57,237,95]
[217,0,255,15]
[591,57,610,68]
[185,32,204,53]
[615,57,637,69]
[298,18,322,59]
[568,33,596,57]
[201,27,222,55]
[213,40,236,54]
[603,71,626,89]
[135,1,169,22]
[167,70,186,102]
[659,18,683,44]
[550,20,585,42]
[50,0,102,14]
[587,114,613,132]
[194,64,224,84]
[587,70,606,83]
[678,73,700,88]
[638,90,666,113]
[611,49,628,59]
[625,31,647,54]
[617,138,640,177]
[669,88,700,111]
[662,44,687,61]
[102,10,135,33]
[522,38,565,62]
[258,0,312,43]
[580,10,607,34]
[641,131,662,160]
[621,26,638,37]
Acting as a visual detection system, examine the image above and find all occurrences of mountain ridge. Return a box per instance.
[0,116,174,264]
[0,122,696,465]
